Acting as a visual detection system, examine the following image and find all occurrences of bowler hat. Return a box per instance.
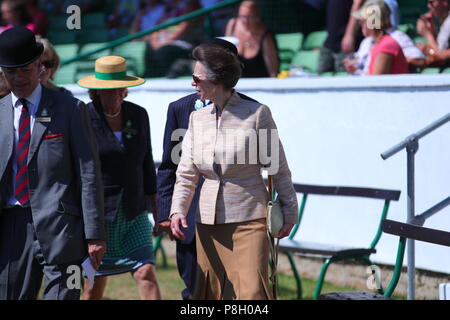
[0,26,44,68]
[77,56,145,89]
[201,37,238,56]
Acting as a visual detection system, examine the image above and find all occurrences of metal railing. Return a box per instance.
[381,111,450,300]
[61,0,242,66]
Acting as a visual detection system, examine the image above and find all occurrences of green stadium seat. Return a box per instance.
[319,71,333,77]
[54,63,76,85]
[302,31,328,50]
[54,44,79,61]
[77,28,109,44]
[334,72,349,77]
[47,30,78,45]
[79,42,112,60]
[421,68,440,74]
[75,43,112,80]
[112,41,148,77]
[48,16,69,30]
[442,68,450,74]
[290,50,320,74]
[81,13,107,29]
[276,32,304,71]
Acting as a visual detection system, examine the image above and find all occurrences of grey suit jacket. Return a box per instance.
[0,87,105,265]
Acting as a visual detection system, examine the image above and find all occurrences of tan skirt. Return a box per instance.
[193,218,272,300]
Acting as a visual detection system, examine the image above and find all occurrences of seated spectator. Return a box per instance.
[36,36,73,96]
[26,0,48,36]
[0,0,37,34]
[145,0,204,78]
[416,0,450,55]
[344,1,425,75]
[130,0,165,35]
[351,0,408,75]
[415,0,450,67]
[224,0,279,77]
[107,0,141,36]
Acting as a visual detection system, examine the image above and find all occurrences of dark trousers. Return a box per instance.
[0,207,81,300]
[176,238,197,300]
[318,47,347,74]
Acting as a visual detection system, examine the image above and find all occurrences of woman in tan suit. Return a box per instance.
[170,41,298,300]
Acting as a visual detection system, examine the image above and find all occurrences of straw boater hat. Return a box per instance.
[77,56,145,89]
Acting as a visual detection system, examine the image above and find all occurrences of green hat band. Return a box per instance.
[95,71,127,80]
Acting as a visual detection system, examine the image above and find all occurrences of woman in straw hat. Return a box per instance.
[78,56,161,300]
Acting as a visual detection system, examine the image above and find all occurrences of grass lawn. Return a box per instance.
[99,243,404,300]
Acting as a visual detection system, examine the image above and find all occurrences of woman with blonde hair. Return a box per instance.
[35,36,73,95]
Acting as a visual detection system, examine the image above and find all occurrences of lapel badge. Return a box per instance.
[36,108,51,122]
[194,99,204,110]
[41,108,49,117]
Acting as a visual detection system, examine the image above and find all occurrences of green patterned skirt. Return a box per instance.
[95,203,155,277]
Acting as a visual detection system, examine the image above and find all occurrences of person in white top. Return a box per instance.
[416,0,450,55]
[415,0,450,67]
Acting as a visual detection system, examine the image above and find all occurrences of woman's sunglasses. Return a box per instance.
[192,74,205,84]
[42,60,55,68]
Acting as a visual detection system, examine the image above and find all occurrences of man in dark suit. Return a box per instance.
[0,26,106,300]
[156,37,257,300]
[156,92,201,300]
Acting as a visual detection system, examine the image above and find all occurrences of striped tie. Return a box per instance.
[14,98,31,206]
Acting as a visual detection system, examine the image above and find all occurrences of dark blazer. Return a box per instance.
[157,93,201,244]
[157,92,258,243]
[0,87,105,265]
[87,100,157,221]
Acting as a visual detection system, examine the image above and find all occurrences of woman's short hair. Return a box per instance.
[36,36,60,81]
[192,44,242,90]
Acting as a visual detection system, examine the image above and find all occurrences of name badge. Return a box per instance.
[36,117,51,122]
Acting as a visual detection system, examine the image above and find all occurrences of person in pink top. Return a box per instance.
[0,0,37,34]
[352,0,408,75]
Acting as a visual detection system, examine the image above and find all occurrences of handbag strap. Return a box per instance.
[267,175,279,299]
[268,175,273,200]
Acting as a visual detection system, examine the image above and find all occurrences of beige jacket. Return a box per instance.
[170,92,298,225]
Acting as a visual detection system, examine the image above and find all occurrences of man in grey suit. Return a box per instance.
[0,26,106,299]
